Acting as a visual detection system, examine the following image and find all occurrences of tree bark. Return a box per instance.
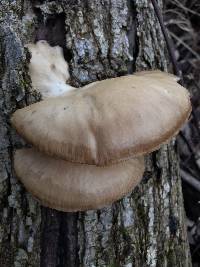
[0,0,192,266]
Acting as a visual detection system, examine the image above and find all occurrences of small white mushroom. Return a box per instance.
[27,40,76,98]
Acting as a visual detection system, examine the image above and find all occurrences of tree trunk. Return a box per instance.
[0,0,192,266]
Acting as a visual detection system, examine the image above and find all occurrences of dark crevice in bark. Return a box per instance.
[40,208,61,267]
[111,204,121,266]
[58,213,79,267]
[39,209,78,267]
[152,152,162,183]
[35,13,66,47]
[78,212,86,266]
[127,0,137,74]
[131,0,140,73]
[33,6,73,63]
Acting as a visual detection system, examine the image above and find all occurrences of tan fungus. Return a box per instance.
[11,71,191,166]
[14,148,144,212]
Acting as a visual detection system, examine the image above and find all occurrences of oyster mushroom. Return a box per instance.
[11,71,191,166]
[12,41,147,211]
[14,148,144,211]
[11,41,191,211]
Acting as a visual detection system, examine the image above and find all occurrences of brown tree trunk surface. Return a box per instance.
[0,1,192,266]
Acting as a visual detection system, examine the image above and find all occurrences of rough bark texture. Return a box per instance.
[0,0,192,266]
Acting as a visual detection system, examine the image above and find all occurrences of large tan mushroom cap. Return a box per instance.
[11,71,191,166]
[14,148,144,212]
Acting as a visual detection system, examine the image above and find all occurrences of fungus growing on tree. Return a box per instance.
[12,70,191,166]
[14,148,144,212]
[27,40,76,98]
[11,41,191,211]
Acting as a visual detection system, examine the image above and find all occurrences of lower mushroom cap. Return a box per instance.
[14,148,144,212]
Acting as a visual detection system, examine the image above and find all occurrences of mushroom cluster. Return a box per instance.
[11,41,191,212]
